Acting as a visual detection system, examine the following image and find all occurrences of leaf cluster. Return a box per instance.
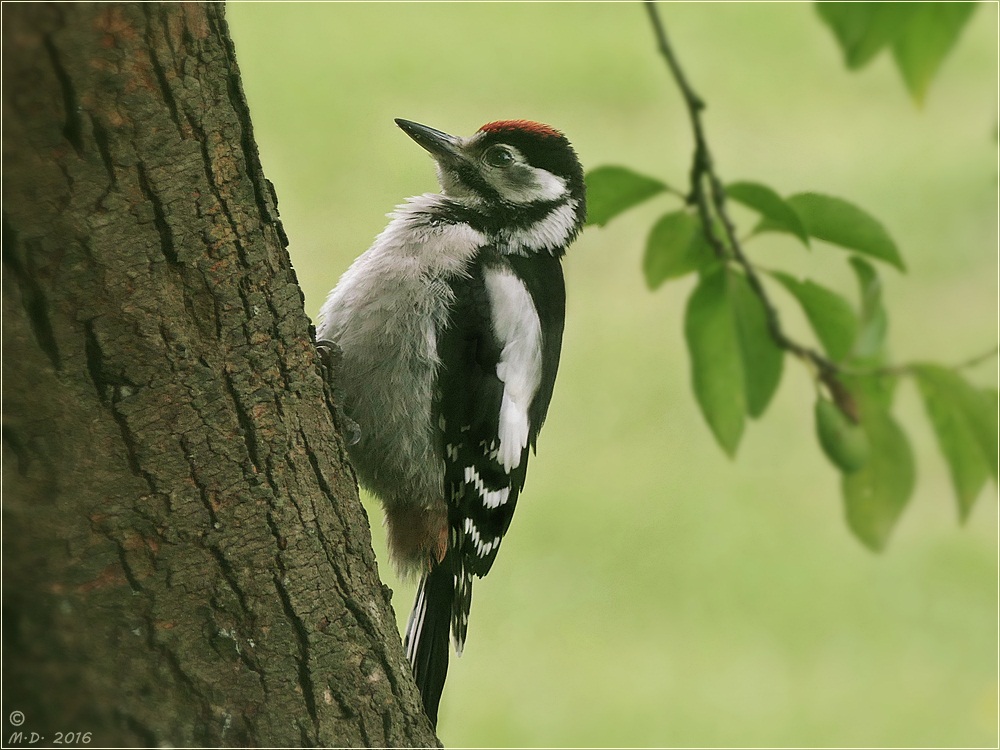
[816,1,978,104]
[584,165,996,551]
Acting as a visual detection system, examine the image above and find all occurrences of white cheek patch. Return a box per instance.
[493,165,568,205]
[484,268,543,471]
[526,167,568,202]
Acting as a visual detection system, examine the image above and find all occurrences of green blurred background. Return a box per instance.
[227,3,997,746]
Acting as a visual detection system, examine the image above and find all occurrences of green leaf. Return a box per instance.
[848,256,889,359]
[729,271,783,418]
[913,365,996,518]
[584,166,669,227]
[815,397,870,473]
[849,255,881,319]
[684,267,786,453]
[815,3,974,103]
[850,255,877,302]
[815,2,919,70]
[842,408,916,551]
[684,268,745,457]
[769,271,859,362]
[892,3,977,105]
[853,306,889,361]
[786,193,905,271]
[977,388,999,480]
[727,181,809,247]
[643,210,715,289]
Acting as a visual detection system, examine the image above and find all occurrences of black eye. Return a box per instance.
[484,145,515,168]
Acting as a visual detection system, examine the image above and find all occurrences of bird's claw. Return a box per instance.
[316,338,361,446]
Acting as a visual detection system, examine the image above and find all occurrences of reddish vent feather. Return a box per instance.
[478,120,564,139]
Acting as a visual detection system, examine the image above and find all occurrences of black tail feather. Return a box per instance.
[404,558,454,727]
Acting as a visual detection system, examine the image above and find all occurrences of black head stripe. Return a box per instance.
[475,127,585,201]
[433,196,579,241]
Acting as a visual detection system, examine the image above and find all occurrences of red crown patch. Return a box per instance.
[478,120,563,139]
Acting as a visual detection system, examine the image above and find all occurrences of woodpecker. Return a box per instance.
[317,118,586,727]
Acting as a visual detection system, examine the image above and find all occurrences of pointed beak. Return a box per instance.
[395,118,466,167]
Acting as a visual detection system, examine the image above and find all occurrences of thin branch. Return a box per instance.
[643,1,999,395]
[645,1,851,380]
[643,2,727,262]
[804,346,1000,384]
[955,344,1000,371]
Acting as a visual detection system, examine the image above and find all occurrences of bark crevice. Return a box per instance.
[42,32,84,156]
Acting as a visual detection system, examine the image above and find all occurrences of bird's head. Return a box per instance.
[395,118,586,228]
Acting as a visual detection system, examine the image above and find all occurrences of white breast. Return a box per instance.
[317,194,486,508]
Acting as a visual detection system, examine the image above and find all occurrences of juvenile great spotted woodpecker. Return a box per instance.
[317,118,586,727]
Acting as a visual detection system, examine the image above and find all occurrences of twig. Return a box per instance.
[955,345,1000,371]
[643,1,999,396]
[643,2,727,262]
[644,1,849,380]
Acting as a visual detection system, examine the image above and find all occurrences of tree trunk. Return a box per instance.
[2,3,438,746]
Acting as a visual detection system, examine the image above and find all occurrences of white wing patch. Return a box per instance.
[496,166,567,204]
[484,267,543,472]
[463,517,501,559]
[464,466,510,508]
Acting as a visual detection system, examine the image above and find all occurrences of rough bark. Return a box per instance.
[2,3,438,746]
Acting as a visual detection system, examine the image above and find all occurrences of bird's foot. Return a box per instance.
[316,338,361,446]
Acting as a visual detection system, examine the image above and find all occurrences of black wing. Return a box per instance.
[440,251,565,639]
[405,250,565,725]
